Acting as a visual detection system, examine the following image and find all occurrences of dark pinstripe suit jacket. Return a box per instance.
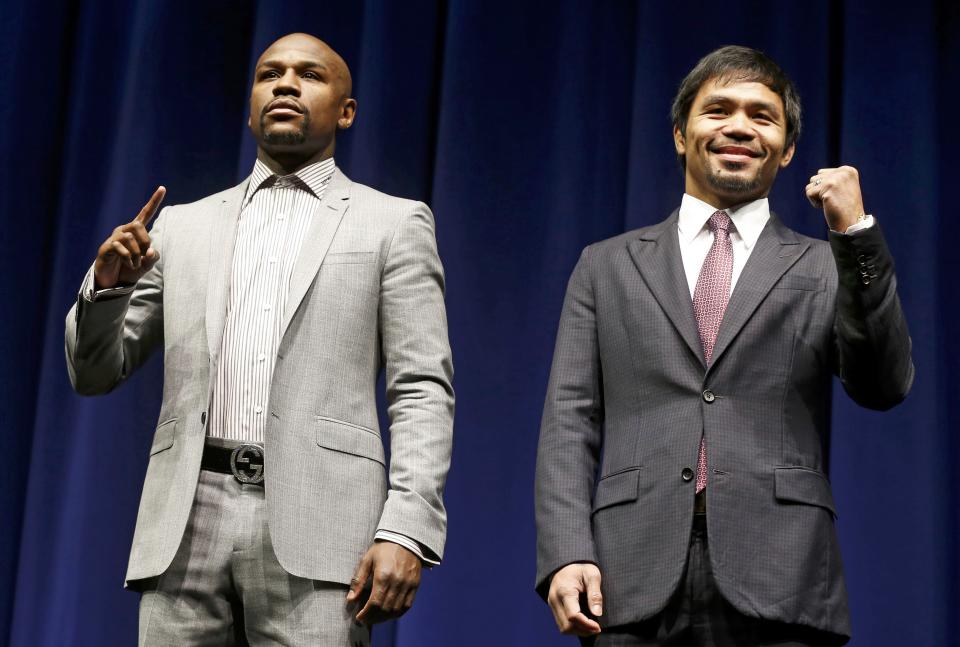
[535,210,913,639]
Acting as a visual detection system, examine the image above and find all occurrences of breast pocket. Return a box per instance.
[774,274,822,291]
[323,251,376,265]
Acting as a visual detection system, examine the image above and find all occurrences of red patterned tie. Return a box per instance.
[692,210,733,493]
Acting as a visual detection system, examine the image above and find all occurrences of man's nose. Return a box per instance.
[721,111,753,139]
[273,69,301,95]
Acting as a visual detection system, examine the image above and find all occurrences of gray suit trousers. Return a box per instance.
[138,469,371,646]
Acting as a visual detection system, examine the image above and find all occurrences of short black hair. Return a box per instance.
[671,45,802,168]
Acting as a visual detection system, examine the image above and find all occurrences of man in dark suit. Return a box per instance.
[535,45,913,646]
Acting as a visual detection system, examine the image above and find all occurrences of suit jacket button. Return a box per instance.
[200,411,206,425]
[681,467,695,481]
[702,389,715,403]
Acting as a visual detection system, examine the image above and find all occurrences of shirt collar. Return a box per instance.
[244,157,337,205]
[677,193,770,250]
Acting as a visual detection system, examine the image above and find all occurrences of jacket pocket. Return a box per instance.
[150,418,177,455]
[591,468,641,513]
[315,416,385,465]
[774,466,837,517]
[324,252,376,265]
[773,274,822,291]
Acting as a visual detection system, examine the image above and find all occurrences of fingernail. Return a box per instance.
[592,605,602,615]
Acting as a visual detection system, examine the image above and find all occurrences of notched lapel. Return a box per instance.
[206,181,248,361]
[709,214,810,369]
[627,211,706,367]
[280,169,351,335]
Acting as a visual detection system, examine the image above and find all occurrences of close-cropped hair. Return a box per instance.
[671,45,803,168]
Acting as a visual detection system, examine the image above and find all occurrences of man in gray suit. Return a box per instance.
[66,33,453,645]
[535,46,913,646]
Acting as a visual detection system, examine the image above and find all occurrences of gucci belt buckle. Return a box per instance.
[230,444,264,484]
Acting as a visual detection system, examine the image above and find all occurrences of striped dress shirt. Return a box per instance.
[208,157,335,443]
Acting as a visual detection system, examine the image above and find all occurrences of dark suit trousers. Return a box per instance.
[583,515,846,647]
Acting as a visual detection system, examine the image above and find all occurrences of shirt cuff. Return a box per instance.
[835,214,875,235]
[374,530,440,566]
[81,271,136,302]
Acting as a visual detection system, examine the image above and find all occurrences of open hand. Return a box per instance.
[93,186,166,289]
[346,541,421,625]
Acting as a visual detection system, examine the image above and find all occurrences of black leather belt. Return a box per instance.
[201,441,264,485]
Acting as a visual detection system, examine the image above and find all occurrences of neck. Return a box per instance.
[257,144,334,176]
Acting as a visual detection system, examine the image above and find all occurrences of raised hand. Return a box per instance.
[93,186,166,289]
[547,562,603,636]
[805,166,866,233]
[346,541,422,625]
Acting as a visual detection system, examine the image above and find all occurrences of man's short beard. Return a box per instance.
[705,164,762,195]
[260,110,311,146]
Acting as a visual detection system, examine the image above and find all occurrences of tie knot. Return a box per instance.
[708,210,731,235]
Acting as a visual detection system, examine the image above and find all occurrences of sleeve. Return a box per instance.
[829,219,914,410]
[65,208,168,395]
[534,246,603,598]
[375,201,455,564]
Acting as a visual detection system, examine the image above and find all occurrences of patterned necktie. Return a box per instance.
[692,210,733,493]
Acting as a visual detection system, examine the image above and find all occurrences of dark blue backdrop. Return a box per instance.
[1,1,957,645]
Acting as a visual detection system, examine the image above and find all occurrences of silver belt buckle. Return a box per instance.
[230,444,264,484]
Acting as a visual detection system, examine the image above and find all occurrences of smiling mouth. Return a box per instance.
[711,145,760,162]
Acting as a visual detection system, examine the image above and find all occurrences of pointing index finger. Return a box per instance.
[135,186,166,226]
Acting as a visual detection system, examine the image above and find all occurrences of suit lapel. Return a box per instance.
[627,211,706,367]
[205,180,248,360]
[280,168,351,335]
[708,213,809,370]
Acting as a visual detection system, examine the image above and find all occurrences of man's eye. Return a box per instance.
[707,108,726,115]
[261,71,280,80]
[303,71,320,80]
[755,114,771,122]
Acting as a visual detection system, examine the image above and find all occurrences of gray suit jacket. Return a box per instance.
[66,169,454,586]
[535,211,913,638]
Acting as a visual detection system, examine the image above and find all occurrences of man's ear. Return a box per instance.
[338,98,358,130]
[780,142,796,168]
[674,126,686,156]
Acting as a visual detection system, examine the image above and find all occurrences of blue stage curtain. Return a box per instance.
[1,1,956,645]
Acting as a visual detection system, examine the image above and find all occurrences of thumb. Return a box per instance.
[584,567,603,617]
[140,248,160,273]
[346,552,372,601]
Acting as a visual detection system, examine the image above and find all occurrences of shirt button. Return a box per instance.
[268,257,278,264]
[277,212,286,220]
[254,406,263,414]
[702,390,715,403]
[263,304,272,311]
[257,353,266,362]
[681,467,695,482]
